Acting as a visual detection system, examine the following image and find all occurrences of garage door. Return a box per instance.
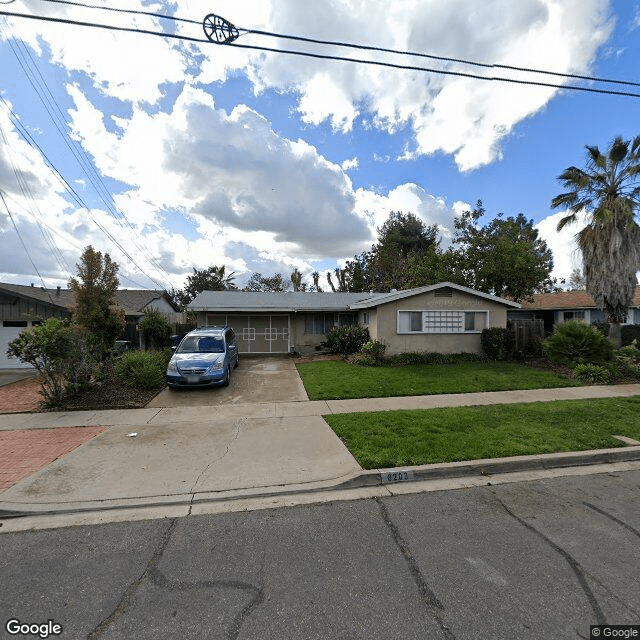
[205,314,290,354]
[0,327,34,369]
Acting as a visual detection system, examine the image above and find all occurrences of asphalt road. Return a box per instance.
[1,471,639,640]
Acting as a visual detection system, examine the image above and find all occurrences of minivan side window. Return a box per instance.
[227,329,236,345]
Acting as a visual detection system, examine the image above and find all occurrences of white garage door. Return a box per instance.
[0,327,34,369]
[205,314,290,354]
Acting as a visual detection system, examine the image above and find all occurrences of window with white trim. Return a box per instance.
[398,310,487,334]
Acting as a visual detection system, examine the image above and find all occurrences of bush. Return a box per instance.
[543,320,614,366]
[481,328,515,360]
[386,352,486,366]
[621,324,640,347]
[572,363,614,384]
[139,308,173,350]
[6,319,100,406]
[324,325,370,355]
[351,340,386,366]
[115,349,172,389]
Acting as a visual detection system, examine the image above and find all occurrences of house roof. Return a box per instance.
[188,283,521,313]
[520,287,640,310]
[350,282,521,309]
[188,290,381,313]
[0,283,178,315]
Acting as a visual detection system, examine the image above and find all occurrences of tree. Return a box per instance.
[290,268,307,291]
[172,265,237,308]
[551,136,640,347]
[568,268,586,290]
[139,308,172,350]
[68,246,125,359]
[446,201,555,302]
[244,272,289,292]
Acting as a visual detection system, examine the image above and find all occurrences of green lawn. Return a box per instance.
[296,360,581,401]
[324,397,640,469]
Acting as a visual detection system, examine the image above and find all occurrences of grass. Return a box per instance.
[296,360,581,401]
[324,397,640,469]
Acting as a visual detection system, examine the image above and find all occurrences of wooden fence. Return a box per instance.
[509,319,545,352]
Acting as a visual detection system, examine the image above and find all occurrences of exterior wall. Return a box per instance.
[143,298,182,324]
[0,294,68,324]
[360,308,378,340]
[372,289,509,355]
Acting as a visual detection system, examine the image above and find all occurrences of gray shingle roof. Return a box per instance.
[188,290,383,312]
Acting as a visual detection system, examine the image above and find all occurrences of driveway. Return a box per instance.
[147,356,309,407]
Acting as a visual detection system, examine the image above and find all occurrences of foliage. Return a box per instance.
[385,352,487,365]
[572,363,614,384]
[446,201,556,301]
[139,308,172,350]
[171,265,237,308]
[115,349,172,389]
[481,327,516,360]
[615,342,640,378]
[543,320,615,366]
[323,325,370,355]
[69,245,125,359]
[351,340,387,366]
[6,319,100,406]
[621,324,640,346]
[552,136,640,347]
[244,272,289,292]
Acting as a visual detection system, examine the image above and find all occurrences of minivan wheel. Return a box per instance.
[234,354,239,369]
[223,366,230,387]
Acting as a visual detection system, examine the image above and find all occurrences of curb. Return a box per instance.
[1,445,640,522]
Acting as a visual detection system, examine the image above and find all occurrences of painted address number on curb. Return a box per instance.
[382,470,414,483]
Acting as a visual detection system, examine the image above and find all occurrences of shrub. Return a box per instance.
[324,325,370,355]
[139,308,173,350]
[351,340,386,366]
[543,320,614,366]
[6,319,100,406]
[481,327,515,360]
[572,363,614,384]
[115,349,172,389]
[621,324,640,347]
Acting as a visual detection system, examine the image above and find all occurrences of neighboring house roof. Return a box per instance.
[0,283,178,315]
[189,283,521,312]
[520,287,640,311]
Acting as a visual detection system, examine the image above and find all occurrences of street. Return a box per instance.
[1,470,639,640]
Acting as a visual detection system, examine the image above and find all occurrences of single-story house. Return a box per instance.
[188,282,521,356]
[0,282,181,368]
[508,287,640,334]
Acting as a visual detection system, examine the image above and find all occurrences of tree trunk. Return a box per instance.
[609,322,622,349]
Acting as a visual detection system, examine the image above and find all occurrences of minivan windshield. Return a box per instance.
[177,336,224,354]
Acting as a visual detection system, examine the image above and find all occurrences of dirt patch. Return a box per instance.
[53,379,165,411]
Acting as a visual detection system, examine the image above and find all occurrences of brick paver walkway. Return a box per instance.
[0,426,106,491]
[0,377,42,414]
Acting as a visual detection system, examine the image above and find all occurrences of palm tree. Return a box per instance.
[551,136,640,347]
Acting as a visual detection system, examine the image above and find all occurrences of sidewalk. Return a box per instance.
[1,384,640,531]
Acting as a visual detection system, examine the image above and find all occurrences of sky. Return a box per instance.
[1,0,639,292]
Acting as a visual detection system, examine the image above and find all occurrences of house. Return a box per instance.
[187,282,521,356]
[508,287,640,334]
[0,283,180,368]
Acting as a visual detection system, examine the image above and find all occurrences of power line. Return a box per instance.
[2,8,640,99]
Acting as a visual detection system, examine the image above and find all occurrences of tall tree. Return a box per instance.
[244,272,288,292]
[172,265,237,308]
[68,245,125,358]
[446,201,555,302]
[552,136,640,347]
[290,268,307,291]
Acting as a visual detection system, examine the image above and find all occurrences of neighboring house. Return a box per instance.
[188,282,520,356]
[508,287,640,334]
[0,282,180,368]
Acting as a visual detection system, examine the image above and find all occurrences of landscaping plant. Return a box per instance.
[6,318,100,406]
[543,320,614,366]
[323,325,370,355]
[115,349,172,389]
[481,327,515,360]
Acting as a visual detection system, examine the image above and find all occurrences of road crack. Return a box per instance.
[376,498,456,640]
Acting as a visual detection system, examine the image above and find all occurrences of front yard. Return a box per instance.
[324,397,640,469]
[296,359,581,401]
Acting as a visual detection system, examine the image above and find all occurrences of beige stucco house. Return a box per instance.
[188,283,520,356]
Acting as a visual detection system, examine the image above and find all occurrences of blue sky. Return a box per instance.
[1,0,640,291]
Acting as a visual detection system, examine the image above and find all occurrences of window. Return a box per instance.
[398,310,487,334]
[304,314,336,334]
[563,311,586,322]
[2,321,27,327]
[362,312,370,325]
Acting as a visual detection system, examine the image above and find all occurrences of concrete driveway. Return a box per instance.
[147,356,309,407]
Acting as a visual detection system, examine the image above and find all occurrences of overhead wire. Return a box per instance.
[0,20,179,290]
[16,2,640,92]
